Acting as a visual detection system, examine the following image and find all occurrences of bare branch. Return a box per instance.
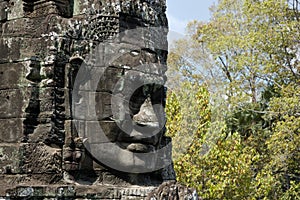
[218,56,233,83]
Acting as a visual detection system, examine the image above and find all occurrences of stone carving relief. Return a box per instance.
[146,181,200,200]
[0,0,170,185]
[23,0,73,17]
[0,0,199,198]
[61,20,172,185]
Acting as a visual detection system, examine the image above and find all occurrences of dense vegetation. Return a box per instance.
[166,0,300,199]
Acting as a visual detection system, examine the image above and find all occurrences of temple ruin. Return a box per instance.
[0,0,197,198]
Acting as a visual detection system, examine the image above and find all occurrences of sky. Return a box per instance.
[166,0,216,34]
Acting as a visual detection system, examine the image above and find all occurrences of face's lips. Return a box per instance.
[118,142,155,153]
[115,109,164,153]
[116,125,162,153]
[117,121,163,145]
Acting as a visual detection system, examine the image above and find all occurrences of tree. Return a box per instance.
[166,0,300,199]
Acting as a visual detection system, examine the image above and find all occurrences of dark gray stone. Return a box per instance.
[0,0,200,198]
[0,144,20,174]
[0,118,23,143]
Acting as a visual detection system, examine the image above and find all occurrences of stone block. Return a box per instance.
[39,98,54,114]
[69,120,120,144]
[0,118,23,143]
[6,0,23,20]
[95,92,113,119]
[28,123,52,142]
[73,0,88,16]
[2,16,65,38]
[0,89,24,118]
[101,43,167,75]
[0,87,54,119]
[75,185,122,199]
[0,37,54,62]
[64,88,72,120]
[73,91,112,121]
[119,26,168,51]
[72,66,124,93]
[0,37,21,63]
[98,171,128,185]
[0,63,27,90]
[64,120,79,139]
[23,86,55,119]
[23,0,73,18]
[103,43,141,68]
[84,121,120,143]
[0,144,21,174]
[19,143,62,174]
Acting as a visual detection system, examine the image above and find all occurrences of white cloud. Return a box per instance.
[167,13,189,34]
[166,13,189,49]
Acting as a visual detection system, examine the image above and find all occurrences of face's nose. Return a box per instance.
[115,85,166,150]
[132,97,158,126]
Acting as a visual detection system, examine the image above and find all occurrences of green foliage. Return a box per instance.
[166,0,300,199]
[166,81,210,160]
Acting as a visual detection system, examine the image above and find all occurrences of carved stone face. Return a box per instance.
[58,0,171,177]
[0,0,173,189]
[109,47,166,151]
[72,41,170,173]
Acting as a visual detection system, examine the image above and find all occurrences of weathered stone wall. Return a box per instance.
[0,0,198,199]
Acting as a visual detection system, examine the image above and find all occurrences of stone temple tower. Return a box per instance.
[0,0,198,198]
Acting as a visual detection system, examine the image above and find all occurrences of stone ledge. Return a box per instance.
[3,185,157,199]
